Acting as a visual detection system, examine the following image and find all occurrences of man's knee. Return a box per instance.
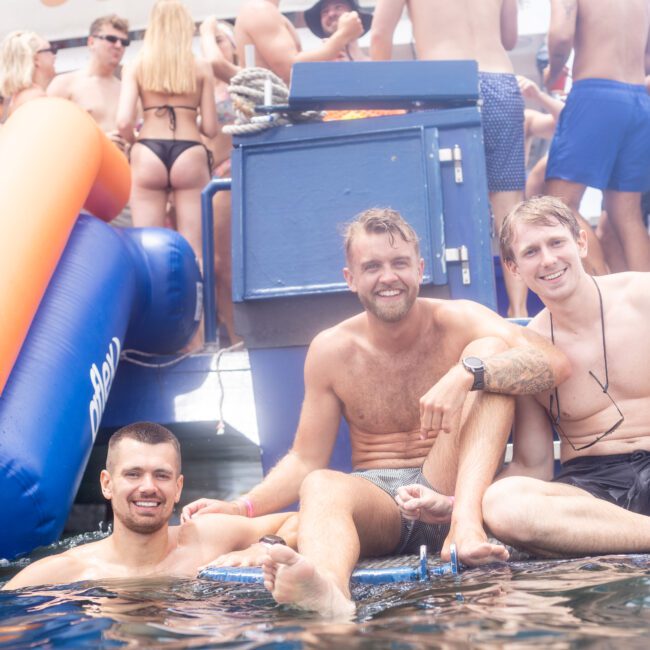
[483,476,540,545]
[299,468,348,503]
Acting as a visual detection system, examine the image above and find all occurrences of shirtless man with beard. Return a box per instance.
[183,207,570,617]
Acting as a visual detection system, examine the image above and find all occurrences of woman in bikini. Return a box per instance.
[117,0,218,263]
[0,31,56,117]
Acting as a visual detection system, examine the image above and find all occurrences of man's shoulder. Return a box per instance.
[47,70,80,96]
[308,315,364,361]
[4,549,89,590]
[425,297,501,324]
[602,271,650,310]
[238,0,280,23]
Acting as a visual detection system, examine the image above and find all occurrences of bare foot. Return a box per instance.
[262,545,355,619]
[442,525,509,566]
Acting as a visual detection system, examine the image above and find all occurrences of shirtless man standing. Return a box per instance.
[370,0,528,317]
[3,422,293,589]
[480,196,650,557]
[234,0,364,84]
[182,208,570,617]
[544,0,650,273]
[47,15,129,153]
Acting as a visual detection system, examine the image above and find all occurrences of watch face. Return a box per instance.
[463,356,483,370]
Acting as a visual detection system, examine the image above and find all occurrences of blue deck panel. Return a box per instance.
[288,60,480,110]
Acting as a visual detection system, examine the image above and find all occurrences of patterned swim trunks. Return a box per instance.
[478,71,526,193]
[350,467,450,554]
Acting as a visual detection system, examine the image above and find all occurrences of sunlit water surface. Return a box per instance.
[2,536,650,649]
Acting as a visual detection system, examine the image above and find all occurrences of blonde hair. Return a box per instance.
[90,14,129,37]
[500,196,581,263]
[136,0,197,95]
[0,31,41,97]
[343,207,420,262]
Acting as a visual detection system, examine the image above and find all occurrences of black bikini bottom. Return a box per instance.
[136,138,212,185]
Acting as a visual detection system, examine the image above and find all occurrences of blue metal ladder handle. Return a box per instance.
[200,177,232,345]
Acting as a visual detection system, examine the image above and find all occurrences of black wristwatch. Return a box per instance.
[259,534,287,546]
[462,356,485,391]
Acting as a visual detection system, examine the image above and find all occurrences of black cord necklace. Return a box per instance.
[550,274,610,395]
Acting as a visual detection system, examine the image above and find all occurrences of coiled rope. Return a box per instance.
[223,67,322,135]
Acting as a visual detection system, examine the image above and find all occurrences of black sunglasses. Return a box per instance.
[37,45,57,54]
[547,371,624,452]
[93,34,130,47]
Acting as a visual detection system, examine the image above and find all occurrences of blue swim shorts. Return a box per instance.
[350,467,450,554]
[546,78,650,192]
[479,71,526,193]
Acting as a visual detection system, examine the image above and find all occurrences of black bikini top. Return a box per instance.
[143,104,197,132]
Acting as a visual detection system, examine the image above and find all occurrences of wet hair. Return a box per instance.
[0,31,42,97]
[90,14,129,37]
[500,196,581,263]
[343,207,420,262]
[107,422,181,473]
[136,0,197,95]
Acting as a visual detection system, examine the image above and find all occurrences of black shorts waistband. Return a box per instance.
[561,449,650,469]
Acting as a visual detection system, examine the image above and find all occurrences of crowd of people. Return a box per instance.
[4,0,650,623]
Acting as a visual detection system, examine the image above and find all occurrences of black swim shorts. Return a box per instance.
[553,450,650,515]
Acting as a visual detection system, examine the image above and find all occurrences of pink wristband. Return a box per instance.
[240,497,254,518]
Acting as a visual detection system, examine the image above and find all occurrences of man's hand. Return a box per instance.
[517,75,542,102]
[395,485,453,524]
[106,130,129,154]
[181,498,242,523]
[419,364,473,439]
[336,11,364,43]
[200,15,218,36]
[201,542,268,569]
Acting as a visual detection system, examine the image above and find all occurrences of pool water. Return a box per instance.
[2,550,650,648]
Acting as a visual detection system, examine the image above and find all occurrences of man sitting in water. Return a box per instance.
[3,422,294,590]
[479,196,650,556]
[182,208,570,618]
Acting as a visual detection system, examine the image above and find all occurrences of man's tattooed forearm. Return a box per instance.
[483,348,554,394]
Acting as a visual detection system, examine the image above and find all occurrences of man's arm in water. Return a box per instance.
[200,513,299,568]
[181,330,343,520]
[369,0,405,61]
[546,0,577,86]
[185,512,295,569]
[418,300,571,439]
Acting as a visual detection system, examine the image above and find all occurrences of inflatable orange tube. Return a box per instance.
[0,97,130,395]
